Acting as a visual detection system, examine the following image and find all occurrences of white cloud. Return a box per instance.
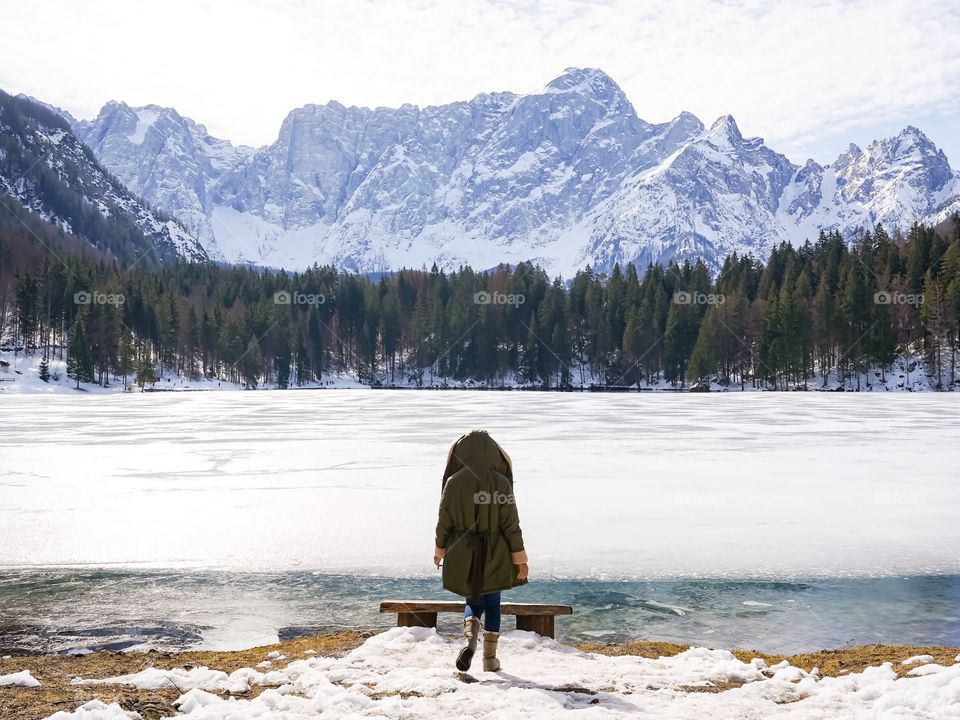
[2,0,959,164]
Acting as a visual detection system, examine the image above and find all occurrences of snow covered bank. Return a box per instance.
[0,350,368,395]
[51,627,960,718]
[0,348,949,394]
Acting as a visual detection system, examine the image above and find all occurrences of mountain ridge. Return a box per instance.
[24,68,960,273]
[0,90,207,266]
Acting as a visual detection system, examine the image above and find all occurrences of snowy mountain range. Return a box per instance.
[11,68,960,275]
[0,91,207,265]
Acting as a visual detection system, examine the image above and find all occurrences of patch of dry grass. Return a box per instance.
[575,640,960,678]
[732,644,960,678]
[0,631,367,720]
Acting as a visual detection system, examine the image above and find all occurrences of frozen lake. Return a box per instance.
[1,391,959,652]
[2,391,958,577]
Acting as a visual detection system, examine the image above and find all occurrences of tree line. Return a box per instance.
[2,216,959,391]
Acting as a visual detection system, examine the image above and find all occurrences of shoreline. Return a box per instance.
[2,631,958,720]
[3,348,948,394]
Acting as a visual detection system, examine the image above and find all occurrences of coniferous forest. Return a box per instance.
[2,206,959,391]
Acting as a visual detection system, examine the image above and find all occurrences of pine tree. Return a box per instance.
[942,242,960,386]
[136,356,157,390]
[274,324,292,389]
[14,270,40,352]
[293,329,311,386]
[663,296,700,387]
[621,312,642,386]
[381,286,401,383]
[921,271,945,388]
[241,336,262,389]
[38,354,51,383]
[519,319,540,386]
[687,308,718,384]
[307,306,324,380]
[788,270,814,387]
[66,317,93,389]
[757,297,784,389]
[117,329,136,390]
[186,305,201,379]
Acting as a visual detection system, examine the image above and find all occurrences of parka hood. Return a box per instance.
[442,430,513,489]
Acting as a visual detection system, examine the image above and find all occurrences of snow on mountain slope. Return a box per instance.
[779,126,960,243]
[0,92,207,264]
[574,114,797,270]
[66,68,960,275]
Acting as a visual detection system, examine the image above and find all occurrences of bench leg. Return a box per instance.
[397,611,438,629]
[516,615,554,638]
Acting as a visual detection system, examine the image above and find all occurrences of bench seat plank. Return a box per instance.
[380,600,571,638]
[380,601,572,616]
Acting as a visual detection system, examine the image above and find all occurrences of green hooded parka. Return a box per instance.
[435,430,527,599]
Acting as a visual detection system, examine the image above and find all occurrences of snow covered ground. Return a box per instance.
[0,350,366,394]
[40,627,960,719]
[0,347,948,394]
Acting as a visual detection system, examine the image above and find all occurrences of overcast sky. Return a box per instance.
[3,0,959,165]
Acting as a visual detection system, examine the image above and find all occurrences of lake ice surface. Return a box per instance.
[1,391,957,578]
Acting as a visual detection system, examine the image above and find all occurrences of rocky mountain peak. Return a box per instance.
[38,69,959,276]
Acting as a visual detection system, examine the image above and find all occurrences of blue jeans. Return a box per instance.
[464,592,501,632]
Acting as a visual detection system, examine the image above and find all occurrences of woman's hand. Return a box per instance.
[433,547,445,568]
[510,550,529,581]
[516,562,529,581]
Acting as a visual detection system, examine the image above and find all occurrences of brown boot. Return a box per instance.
[482,631,501,671]
[456,617,480,671]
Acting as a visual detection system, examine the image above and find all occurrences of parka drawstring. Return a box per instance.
[447,528,496,605]
[469,533,486,606]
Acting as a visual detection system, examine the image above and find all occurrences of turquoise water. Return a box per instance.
[1,570,957,655]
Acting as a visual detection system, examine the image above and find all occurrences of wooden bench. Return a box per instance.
[379,600,572,639]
